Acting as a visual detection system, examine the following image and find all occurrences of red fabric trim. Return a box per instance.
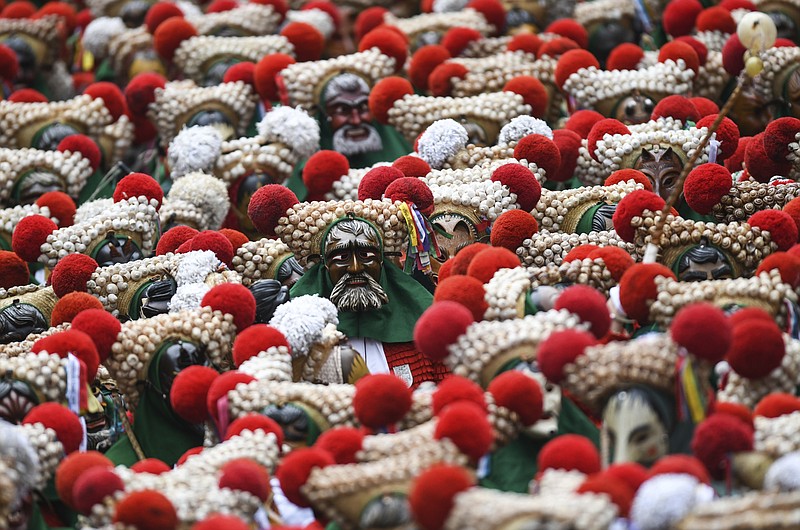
[383,342,450,389]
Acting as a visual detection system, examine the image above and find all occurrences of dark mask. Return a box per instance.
[0,303,48,345]
[249,279,290,324]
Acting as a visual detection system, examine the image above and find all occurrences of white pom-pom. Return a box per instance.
[167,172,229,230]
[631,474,711,530]
[167,126,223,179]
[285,9,335,40]
[257,106,321,160]
[498,115,553,144]
[417,119,469,170]
[269,295,338,357]
[82,17,126,59]
[765,453,800,492]
[176,0,201,17]
[432,0,469,12]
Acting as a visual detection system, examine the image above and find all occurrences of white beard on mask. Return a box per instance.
[329,272,388,312]
[332,124,383,156]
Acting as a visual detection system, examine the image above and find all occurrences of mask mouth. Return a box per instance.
[343,125,369,140]
[345,274,370,287]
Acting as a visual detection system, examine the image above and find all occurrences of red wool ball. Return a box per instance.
[359,27,408,72]
[554,284,611,339]
[72,467,124,515]
[503,76,548,118]
[546,18,588,48]
[144,2,183,33]
[700,115,741,159]
[36,191,76,227]
[232,324,290,367]
[605,169,653,191]
[551,128,582,182]
[612,190,666,243]
[724,136,749,172]
[206,371,256,422]
[157,226,199,255]
[537,329,597,383]
[84,82,127,121]
[114,172,163,208]
[354,373,412,428]
[722,34,747,76]
[392,155,431,178]
[683,163,733,214]
[432,376,487,415]
[414,301,474,361]
[674,36,708,66]
[254,53,295,102]
[56,451,112,509]
[222,61,255,87]
[191,516,249,530]
[565,109,605,139]
[131,459,171,474]
[428,62,468,97]
[250,0,288,20]
[754,393,800,418]
[490,209,539,252]
[728,307,774,327]
[749,209,798,250]
[618,263,676,324]
[745,132,792,183]
[756,252,800,288]
[437,259,454,281]
[57,134,102,172]
[0,250,28,289]
[670,302,732,363]
[507,33,542,55]
[302,150,350,196]
[488,371,543,426]
[354,6,388,42]
[649,454,711,484]
[658,40,700,75]
[51,292,104,327]
[23,403,83,454]
[554,48,600,88]
[280,22,323,62]
[491,163,542,211]
[651,94,699,123]
[219,458,271,502]
[384,177,434,215]
[466,0,506,34]
[588,246,635,281]
[434,401,494,459]
[604,462,649,493]
[33,328,101,379]
[170,365,218,424]
[764,117,800,162]
[1,1,36,18]
[114,490,178,530]
[727,319,785,379]
[578,474,635,517]
[466,246,520,283]
[177,447,203,465]
[153,16,195,63]
[513,135,561,178]
[206,0,238,12]
[225,414,284,445]
[218,228,249,251]
[450,243,490,275]
[538,37,580,59]
[12,214,57,262]
[713,402,754,427]
[187,231,234,267]
[662,0,703,37]
[564,244,598,262]
[689,97,719,118]
[70,308,121,364]
[606,43,644,71]
[440,26,482,57]
[784,197,800,235]
[538,434,601,474]
[408,45,451,91]
[409,465,474,530]
[33,2,77,32]
[314,427,365,464]
[434,275,488,320]
[201,283,256,330]
[8,88,48,102]
[587,119,630,161]
[691,414,753,479]
[247,184,299,237]
[358,166,404,200]
[696,6,736,33]
[275,448,334,507]
[50,253,98,297]
[126,72,167,115]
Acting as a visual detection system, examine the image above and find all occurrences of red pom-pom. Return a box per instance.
[314,427,364,464]
[57,135,101,172]
[537,329,597,383]
[12,214,56,262]
[490,209,538,251]
[392,155,431,178]
[50,292,104,327]
[157,226,198,255]
[588,246,634,281]
[187,230,234,267]
[385,177,434,215]
[440,26,482,57]
[551,128,581,182]
[219,458,271,502]
[651,94,699,123]
[564,244,598,262]
[540,38,581,59]
[725,136,750,172]
[432,376,487,415]
[428,62,468,97]
[683,163,733,214]
[434,401,494,459]
[1,1,36,18]
[177,447,203,465]
[206,371,255,422]
[565,109,605,139]
[247,184,299,237]
[612,189,666,243]
[153,16,195,62]
[785,198,800,236]
[114,490,178,530]
[719,0,756,9]
[696,5,736,33]
[538,434,600,474]
[0,250,28,289]
[491,164,542,211]
[191,516,249,530]
[434,275,488,320]
[369,77,414,123]
[722,33,747,76]
[72,467,124,515]
[727,318,785,379]
[125,72,167,115]
[764,117,800,162]
[649,454,710,483]
[50,253,97,297]
[587,119,630,161]
[131,459,171,474]
[448,242,489,275]
[70,309,120,364]
[698,116,739,163]
[749,209,798,250]
[713,402,754,427]
[513,135,561,178]
[56,451,113,509]
[23,403,83,454]
[674,36,708,66]
[618,263,676,323]
[658,40,700,75]
[275,448,335,507]
[555,49,600,89]
[729,307,774,327]
[84,82,127,121]
[354,373,412,428]
[33,1,77,32]
[578,474,635,517]
[507,33,542,55]
[281,22,324,62]
[232,324,289,367]
[114,172,163,209]
[503,76,548,118]
[218,228,249,251]
[409,465,474,530]
[354,6,388,42]
[488,371,543,426]
[8,88,48,102]
[437,259,454,282]
[670,302,731,363]
[756,252,800,288]
[206,0,238,12]
[691,414,753,479]
[606,43,644,71]
[605,169,653,191]
[466,246,520,283]
[414,301,474,361]
[201,283,256,330]
[555,285,611,339]
[170,366,218,424]
[225,414,284,445]
[604,462,649,493]
[358,165,404,200]
[546,18,588,48]
[754,393,800,418]
[466,0,505,34]
[33,327,100,378]
[359,27,408,72]
[223,61,255,87]
[662,0,702,37]
[689,97,719,118]
[254,53,295,102]
[36,191,76,227]
[249,0,288,20]
[0,43,18,82]
[408,45,451,91]
[302,150,349,197]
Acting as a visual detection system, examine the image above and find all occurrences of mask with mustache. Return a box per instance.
[332,123,383,156]
[329,271,388,312]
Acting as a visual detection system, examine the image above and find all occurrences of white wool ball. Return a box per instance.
[765,452,800,492]
[167,126,223,179]
[417,119,469,170]
[630,474,708,530]
[257,106,320,159]
[82,17,126,59]
[498,115,553,144]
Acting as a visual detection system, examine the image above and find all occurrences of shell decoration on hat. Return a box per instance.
[0,15,62,71]
[515,228,634,269]
[0,148,94,208]
[188,2,283,36]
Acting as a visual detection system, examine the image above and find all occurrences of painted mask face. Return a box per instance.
[33,122,82,151]
[3,35,37,85]
[634,147,683,202]
[0,304,48,345]
[602,389,669,466]
[91,233,145,267]
[325,219,387,313]
[232,172,276,237]
[324,73,383,157]
[359,493,414,530]
[262,402,314,448]
[120,0,151,27]
[134,278,177,320]
[678,242,734,282]
[460,119,489,146]
[203,58,240,87]
[590,203,617,232]
[430,213,479,268]
[514,363,561,439]
[613,92,656,125]
[13,170,62,206]
[0,378,39,424]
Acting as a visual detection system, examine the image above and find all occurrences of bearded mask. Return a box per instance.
[323,73,383,157]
